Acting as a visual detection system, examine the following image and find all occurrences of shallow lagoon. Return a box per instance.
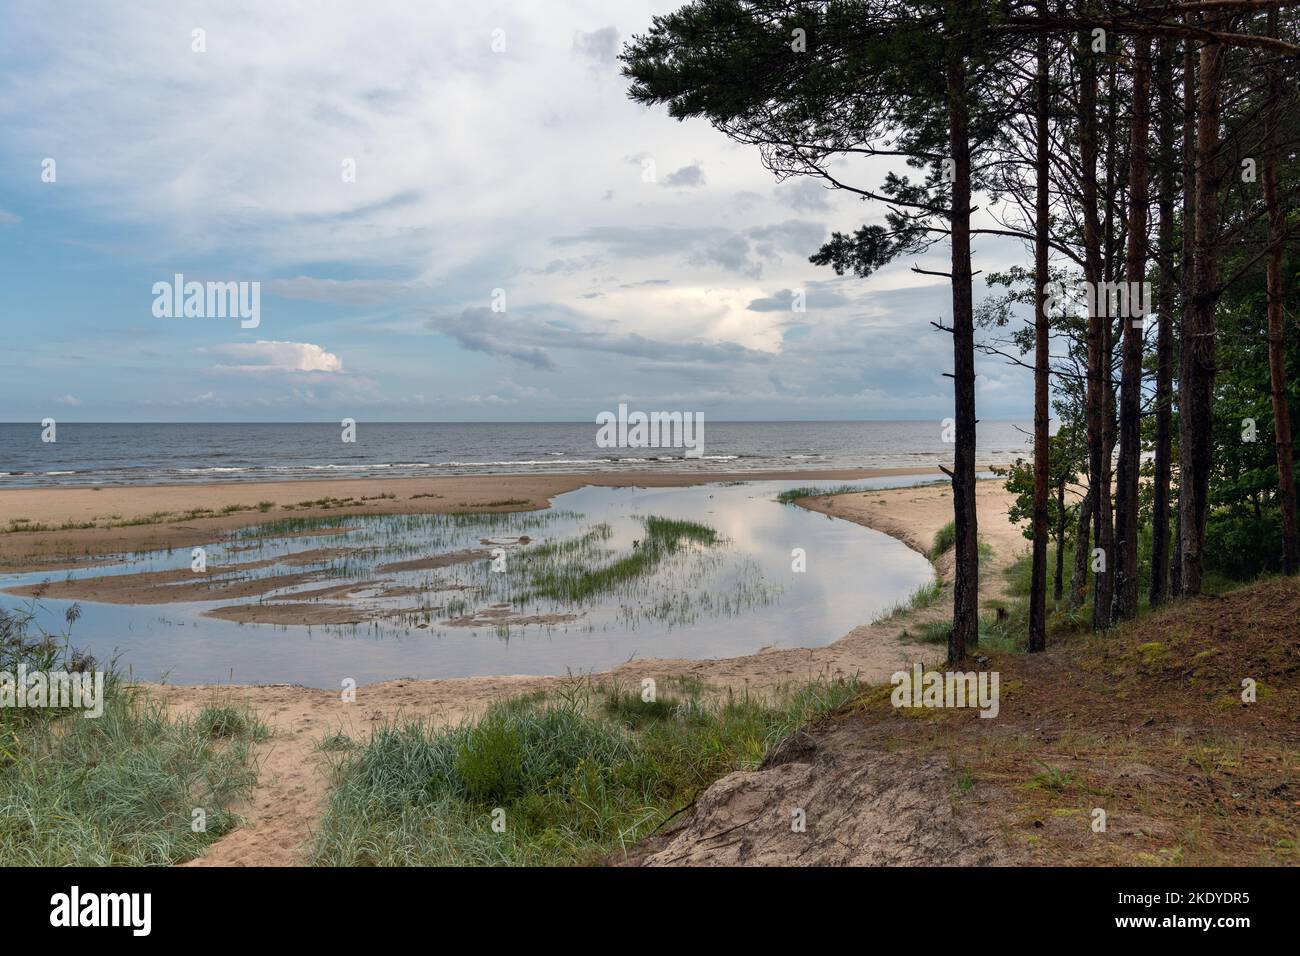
[0,476,940,687]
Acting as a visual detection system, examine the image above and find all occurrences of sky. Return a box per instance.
[0,0,1036,423]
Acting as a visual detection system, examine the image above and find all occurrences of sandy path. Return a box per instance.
[150,479,1023,866]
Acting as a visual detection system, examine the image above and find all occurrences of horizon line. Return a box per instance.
[1,417,1034,426]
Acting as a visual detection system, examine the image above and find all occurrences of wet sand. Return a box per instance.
[0,467,944,572]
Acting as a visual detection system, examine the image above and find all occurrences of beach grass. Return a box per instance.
[929,520,995,566]
[872,577,945,624]
[309,675,860,866]
[0,605,265,866]
[899,618,955,645]
[930,520,957,560]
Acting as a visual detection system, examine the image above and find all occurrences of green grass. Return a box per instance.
[195,704,269,742]
[316,732,357,753]
[232,513,357,538]
[930,520,957,561]
[0,605,265,865]
[524,515,720,603]
[873,577,945,624]
[900,618,955,645]
[928,520,994,567]
[775,484,862,505]
[1029,759,1073,792]
[310,676,861,866]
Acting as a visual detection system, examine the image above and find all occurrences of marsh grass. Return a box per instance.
[0,604,264,865]
[310,675,861,866]
[775,484,862,505]
[522,516,721,603]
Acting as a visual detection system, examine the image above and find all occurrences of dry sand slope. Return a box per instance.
[146,478,1022,867]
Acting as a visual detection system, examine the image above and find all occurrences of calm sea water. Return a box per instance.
[0,421,1030,487]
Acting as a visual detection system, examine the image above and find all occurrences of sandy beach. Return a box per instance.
[0,466,949,572]
[0,468,1022,865]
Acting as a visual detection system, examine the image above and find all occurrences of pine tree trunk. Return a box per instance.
[1179,15,1227,596]
[1029,9,1051,652]
[1096,56,1119,628]
[1172,504,1184,595]
[1173,24,1195,599]
[1071,491,1093,609]
[1150,38,1177,607]
[1114,32,1152,621]
[1264,8,1299,576]
[947,50,979,666]
[1054,475,1067,603]
[1099,315,1117,626]
[1079,32,1111,631]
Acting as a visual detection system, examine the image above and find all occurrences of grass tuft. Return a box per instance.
[0,604,264,865]
[310,676,860,866]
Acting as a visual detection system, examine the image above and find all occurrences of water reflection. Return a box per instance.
[0,476,941,686]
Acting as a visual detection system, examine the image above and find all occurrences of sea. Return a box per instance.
[0,420,1032,488]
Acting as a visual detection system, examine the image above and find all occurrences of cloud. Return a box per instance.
[662,163,705,188]
[58,393,81,406]
[777,178,832,212]
[747,286,850,312]
[0,209,20,225]
[746,289,801,312]
[573,26,619,65]
[266,276,421,306]
[426,309,558,370]
[200,341,344,373]
[687,233,759,277]
[425,306,772,371]
[745,220,828,261]
[553,221,825,279]
[0,1,1039,422]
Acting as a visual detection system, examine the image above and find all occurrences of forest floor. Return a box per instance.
[624,573,1300,865]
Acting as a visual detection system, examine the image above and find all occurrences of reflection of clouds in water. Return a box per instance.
[0,475,937,687]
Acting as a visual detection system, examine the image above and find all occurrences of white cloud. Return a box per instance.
[200,340,344,373]
[0,1,1037,420]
